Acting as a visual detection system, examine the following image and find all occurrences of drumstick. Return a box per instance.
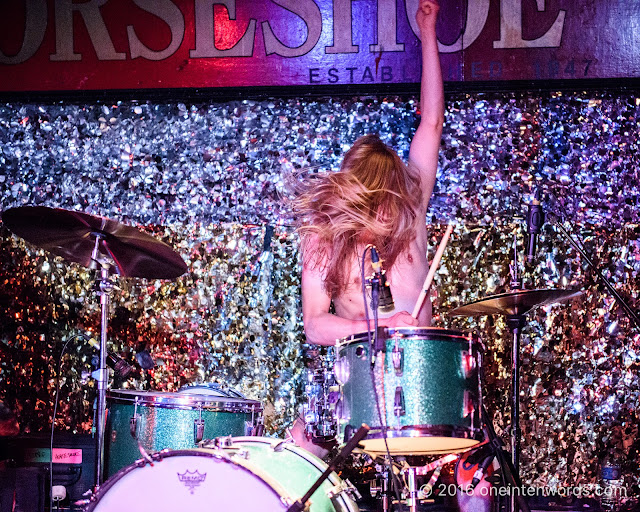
[411,224,454,319]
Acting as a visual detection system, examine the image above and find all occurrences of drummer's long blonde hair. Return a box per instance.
[293,134,423,298]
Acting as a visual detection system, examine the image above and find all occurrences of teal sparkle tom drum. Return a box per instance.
[105,387,262,477]
[335,327,483,455]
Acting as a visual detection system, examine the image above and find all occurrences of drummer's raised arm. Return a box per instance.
[409,0,444,208]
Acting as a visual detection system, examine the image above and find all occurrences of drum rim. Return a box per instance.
[106,389,263,412]
[337,326,470,347]
[356,425,483,455]
[86,448,291,511]
[204,437,358,511]
[359,423,482,440]
[178,383,247,399]
[216,437,340,481]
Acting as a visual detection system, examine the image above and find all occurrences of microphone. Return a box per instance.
[86,336,134,379]
[526,188,545,263]
[370,247,395,313]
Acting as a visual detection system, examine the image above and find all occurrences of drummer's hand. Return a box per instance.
[416,0,439,36]
[384,311,419,328]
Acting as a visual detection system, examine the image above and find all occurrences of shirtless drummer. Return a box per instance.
[295,0,443,346]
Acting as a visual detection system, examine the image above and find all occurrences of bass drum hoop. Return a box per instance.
[85,448,291,511]
[207,437,359,512]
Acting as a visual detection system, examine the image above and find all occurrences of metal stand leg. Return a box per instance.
[507,315,525,512]
[95,265,112,486]
[481,407,530,512]
[407,467,418,512]
[382,471,389,512]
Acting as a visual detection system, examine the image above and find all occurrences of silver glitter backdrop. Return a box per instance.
[0,92,639,492]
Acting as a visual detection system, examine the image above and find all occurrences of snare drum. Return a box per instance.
[105,388,262,477]
[87,438,358,512]
[335,327,483,455]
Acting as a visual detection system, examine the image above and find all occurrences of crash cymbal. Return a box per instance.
[2,206,187,279]
[449,288,583,317]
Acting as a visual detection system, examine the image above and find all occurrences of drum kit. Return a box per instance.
[2,205,585,512]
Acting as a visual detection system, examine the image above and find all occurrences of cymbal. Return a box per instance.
[2,206,187,279]
[449,288,583,317]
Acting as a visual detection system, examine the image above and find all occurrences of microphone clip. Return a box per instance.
[368,247,395,313]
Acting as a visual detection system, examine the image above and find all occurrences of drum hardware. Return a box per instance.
[326,480,362,502]
[1,206,188,489]
[286,424,369,512]
[303,352,340,441]
[406,466,419,512]
[450,287,583,474]
[211,435,234,449]
[414,453,459,476]
[393,387,405,417]
[391,343,403,376]
[450,215,583,512]
[369,470,390,510]
[418,464,442,501]
[194,407,205,444]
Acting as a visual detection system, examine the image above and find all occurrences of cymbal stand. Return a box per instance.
[506,313,524,475]
[507,231,525,510]
[480,406,530,512]
[90,234,114,487]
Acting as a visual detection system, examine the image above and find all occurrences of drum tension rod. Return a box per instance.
[194,406,205,444]
[392,342,403,376]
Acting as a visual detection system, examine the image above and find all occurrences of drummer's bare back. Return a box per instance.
[332,236,432,327]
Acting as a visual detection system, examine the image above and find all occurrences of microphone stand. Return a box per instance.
[361,246,402,511]
[548,212,640,329]
[370,272,386,361]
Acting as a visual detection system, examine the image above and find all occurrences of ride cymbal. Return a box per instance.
[449,288,583,317]
[2,206,187,279]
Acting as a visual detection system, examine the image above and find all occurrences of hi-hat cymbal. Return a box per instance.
[449,288,583,317]
[2,206,187,279]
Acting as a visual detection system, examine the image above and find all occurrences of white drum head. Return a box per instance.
[88,450,290,511]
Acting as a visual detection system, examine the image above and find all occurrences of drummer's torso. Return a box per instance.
[332,235,432,326]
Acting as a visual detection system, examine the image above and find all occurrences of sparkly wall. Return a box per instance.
[1,92,639,493]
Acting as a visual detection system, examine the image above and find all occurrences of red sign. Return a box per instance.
[0,0,636,92]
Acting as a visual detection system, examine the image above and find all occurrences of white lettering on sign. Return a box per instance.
[0,0,568,66]
[325,0,358,54]
[0,0,47,64]
[190,0,257,58]
[494,0,566,49]
[262,0,323,57]
[50,0,126,61]
[370,0,404,53]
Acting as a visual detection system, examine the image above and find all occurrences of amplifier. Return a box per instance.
[0,432,96,506]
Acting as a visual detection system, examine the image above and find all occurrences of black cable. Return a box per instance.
[50,335,74,512]
[360,245,404,510]
[547,211,640,330]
